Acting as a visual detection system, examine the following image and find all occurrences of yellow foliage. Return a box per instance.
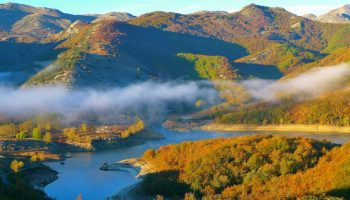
[10,160,24,173]
[120,118,145,139]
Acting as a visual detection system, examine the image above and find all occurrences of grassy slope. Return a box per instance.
[177,53,239,80]
[236,43,322,73]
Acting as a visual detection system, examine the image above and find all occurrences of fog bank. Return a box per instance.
[0,81,218,122]
[242,64,350,101]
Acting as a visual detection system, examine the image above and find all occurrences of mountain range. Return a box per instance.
[0,2,349,88]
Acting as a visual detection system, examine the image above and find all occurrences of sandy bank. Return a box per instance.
[201,124,350,133]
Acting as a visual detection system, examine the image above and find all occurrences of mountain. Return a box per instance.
[0,3,132,42]
[303,13,317,20]
[0,3,349,88]
[129,4,349,75]
[129,4,340,53]
[92,12,135,23]
[189,11,229,15]
[0,2,96,41]
[316,4,350,24]
[23,20,248,88]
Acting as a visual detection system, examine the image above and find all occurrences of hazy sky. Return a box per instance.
[0,0,348,16]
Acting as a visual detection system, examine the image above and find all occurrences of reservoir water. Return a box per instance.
[44,128,350,200]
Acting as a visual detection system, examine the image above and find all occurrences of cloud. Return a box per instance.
[0,81,218,122]
[242,63,350,102]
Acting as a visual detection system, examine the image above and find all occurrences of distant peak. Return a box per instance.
[2,2,18,5]
[329,4,350,13]
[303,13,317,20]
[190,10,229,15]
[0,2,26,8]
[242,3,262,10]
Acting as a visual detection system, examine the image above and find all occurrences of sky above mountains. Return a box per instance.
[0,0,348,16]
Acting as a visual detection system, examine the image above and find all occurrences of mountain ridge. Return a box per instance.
[0,2,349,89]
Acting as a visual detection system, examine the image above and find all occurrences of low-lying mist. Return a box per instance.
[0,81,218,123]
[0,63,349,124]
[241,63,350,102]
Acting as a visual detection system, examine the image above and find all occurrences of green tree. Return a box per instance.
[32,127,42,140]
[16,131,28,139]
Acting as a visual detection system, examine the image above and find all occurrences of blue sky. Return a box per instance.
[0,0,348,16]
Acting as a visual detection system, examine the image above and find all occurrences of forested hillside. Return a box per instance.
[139,135,345,199]
[215,89,350,126]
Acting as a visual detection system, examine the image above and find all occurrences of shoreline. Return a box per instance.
[201,124,350,133]
[101,158,154,178]
[103,159,154,200]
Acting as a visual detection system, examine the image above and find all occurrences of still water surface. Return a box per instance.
[44,129,350,200]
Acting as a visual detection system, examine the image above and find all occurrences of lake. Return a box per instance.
[44,128,350,200]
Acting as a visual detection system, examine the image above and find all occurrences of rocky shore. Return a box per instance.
[100,158,154,178]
